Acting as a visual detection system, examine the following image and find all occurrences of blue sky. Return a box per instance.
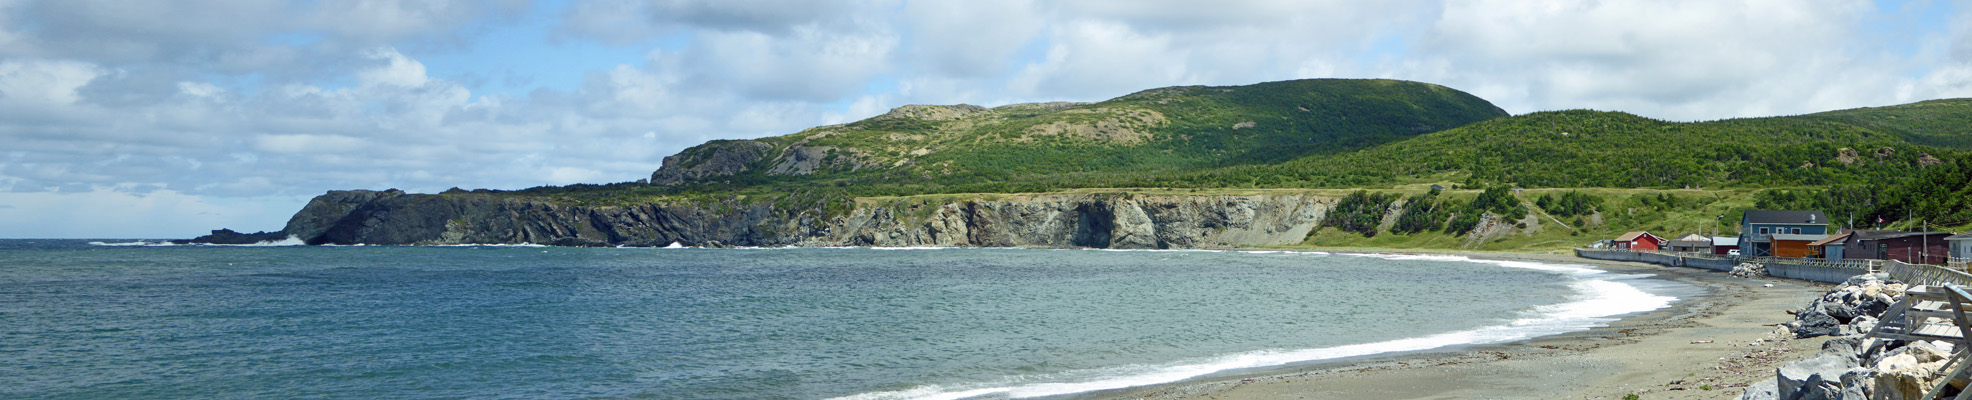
[1,0,1970,238]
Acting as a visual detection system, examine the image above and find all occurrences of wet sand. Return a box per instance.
[1082,251,1833,400]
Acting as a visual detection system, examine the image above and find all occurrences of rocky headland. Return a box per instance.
[195,189,1469,248]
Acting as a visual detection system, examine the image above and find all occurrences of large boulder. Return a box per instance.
[1872,354,1951,400]
[1797,310,1844,338]
[1881,340,1954,364]
[1826,302,1862,323]
[1841,368,1875,400]
[1781,353,1861,399]
[1739,379,1779,400]
[1851,316,1879,335]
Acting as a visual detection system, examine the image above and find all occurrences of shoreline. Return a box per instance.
[1076,251,1832,400]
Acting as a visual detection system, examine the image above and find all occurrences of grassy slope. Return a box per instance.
[656,78,1508,192]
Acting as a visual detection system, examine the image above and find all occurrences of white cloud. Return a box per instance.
[301,0,521,42]
[1409,0,1894,119]
[176,81,223,98]
[902,0,1043,78]
[0,59,102,104]
[358,47,431,88]
[1009,21,1192,100]
[676,26,898,101]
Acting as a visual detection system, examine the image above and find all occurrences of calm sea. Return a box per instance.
[0,240,1676,399]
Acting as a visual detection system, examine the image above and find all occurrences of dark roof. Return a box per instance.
[1849,230,1955,241]
[1743,210,1829,225]
[1847,230,1909,240]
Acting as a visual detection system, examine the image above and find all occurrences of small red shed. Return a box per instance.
[1614,231,1664,251]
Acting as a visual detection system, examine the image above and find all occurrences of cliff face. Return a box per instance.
[274,191,1337,248]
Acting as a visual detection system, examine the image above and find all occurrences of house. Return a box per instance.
[1843,230,1955,265]
[1711,236,1740,256]
[1664,233,1712,253]
[1614,231,1664,251]
[1949,233,1972,262]
[1739,210,1830,257]
[1807,232,1851,259]
[1769,233,1830,258]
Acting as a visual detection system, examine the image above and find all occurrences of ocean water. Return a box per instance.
[0,240,1676,399]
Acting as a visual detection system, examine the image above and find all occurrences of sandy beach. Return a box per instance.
[1083,251,1834,400]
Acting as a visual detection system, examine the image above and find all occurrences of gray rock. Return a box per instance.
[1839,367,1873,400]
[1859,298,1891,318]
[1739,378,1779,400]
[1797,310,1843,338]
[649,140,774,185]
[1884,340,1954,364]
[1843,273,1885,287]
[260,190,1344,249]
[1780,353,1859,399]
[1825,302,1861,323]
[1861,338,1903,365]
[1821,335,1865,366]
[1851,316,1879,335]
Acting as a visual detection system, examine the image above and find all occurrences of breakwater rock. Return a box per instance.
[265,190,1350,247]
[1742,274,1967,400]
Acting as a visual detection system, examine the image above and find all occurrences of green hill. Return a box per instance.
[645,79,1508,193]
[1260,109,1951,189]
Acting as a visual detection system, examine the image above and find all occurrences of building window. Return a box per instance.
[1760,227,1769,234]
[1792,228,1802,234]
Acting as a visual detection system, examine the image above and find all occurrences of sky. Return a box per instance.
[2,0,1971,239]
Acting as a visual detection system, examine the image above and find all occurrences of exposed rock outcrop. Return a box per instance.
[262,190,1336,248]
[175,229,291,245]
[649,140,775,185]
[878,104,990,121]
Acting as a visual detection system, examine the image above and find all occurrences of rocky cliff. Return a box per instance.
[261,190,1344,248]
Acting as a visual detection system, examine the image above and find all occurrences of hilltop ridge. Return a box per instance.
[647,78,1509,191]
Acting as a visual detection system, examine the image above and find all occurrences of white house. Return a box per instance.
[1949,232,1972,263]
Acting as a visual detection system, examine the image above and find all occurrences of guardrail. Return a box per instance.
[1882,261,1972,287]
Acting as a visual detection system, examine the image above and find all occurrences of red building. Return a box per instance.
[1614,231,1664,251]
